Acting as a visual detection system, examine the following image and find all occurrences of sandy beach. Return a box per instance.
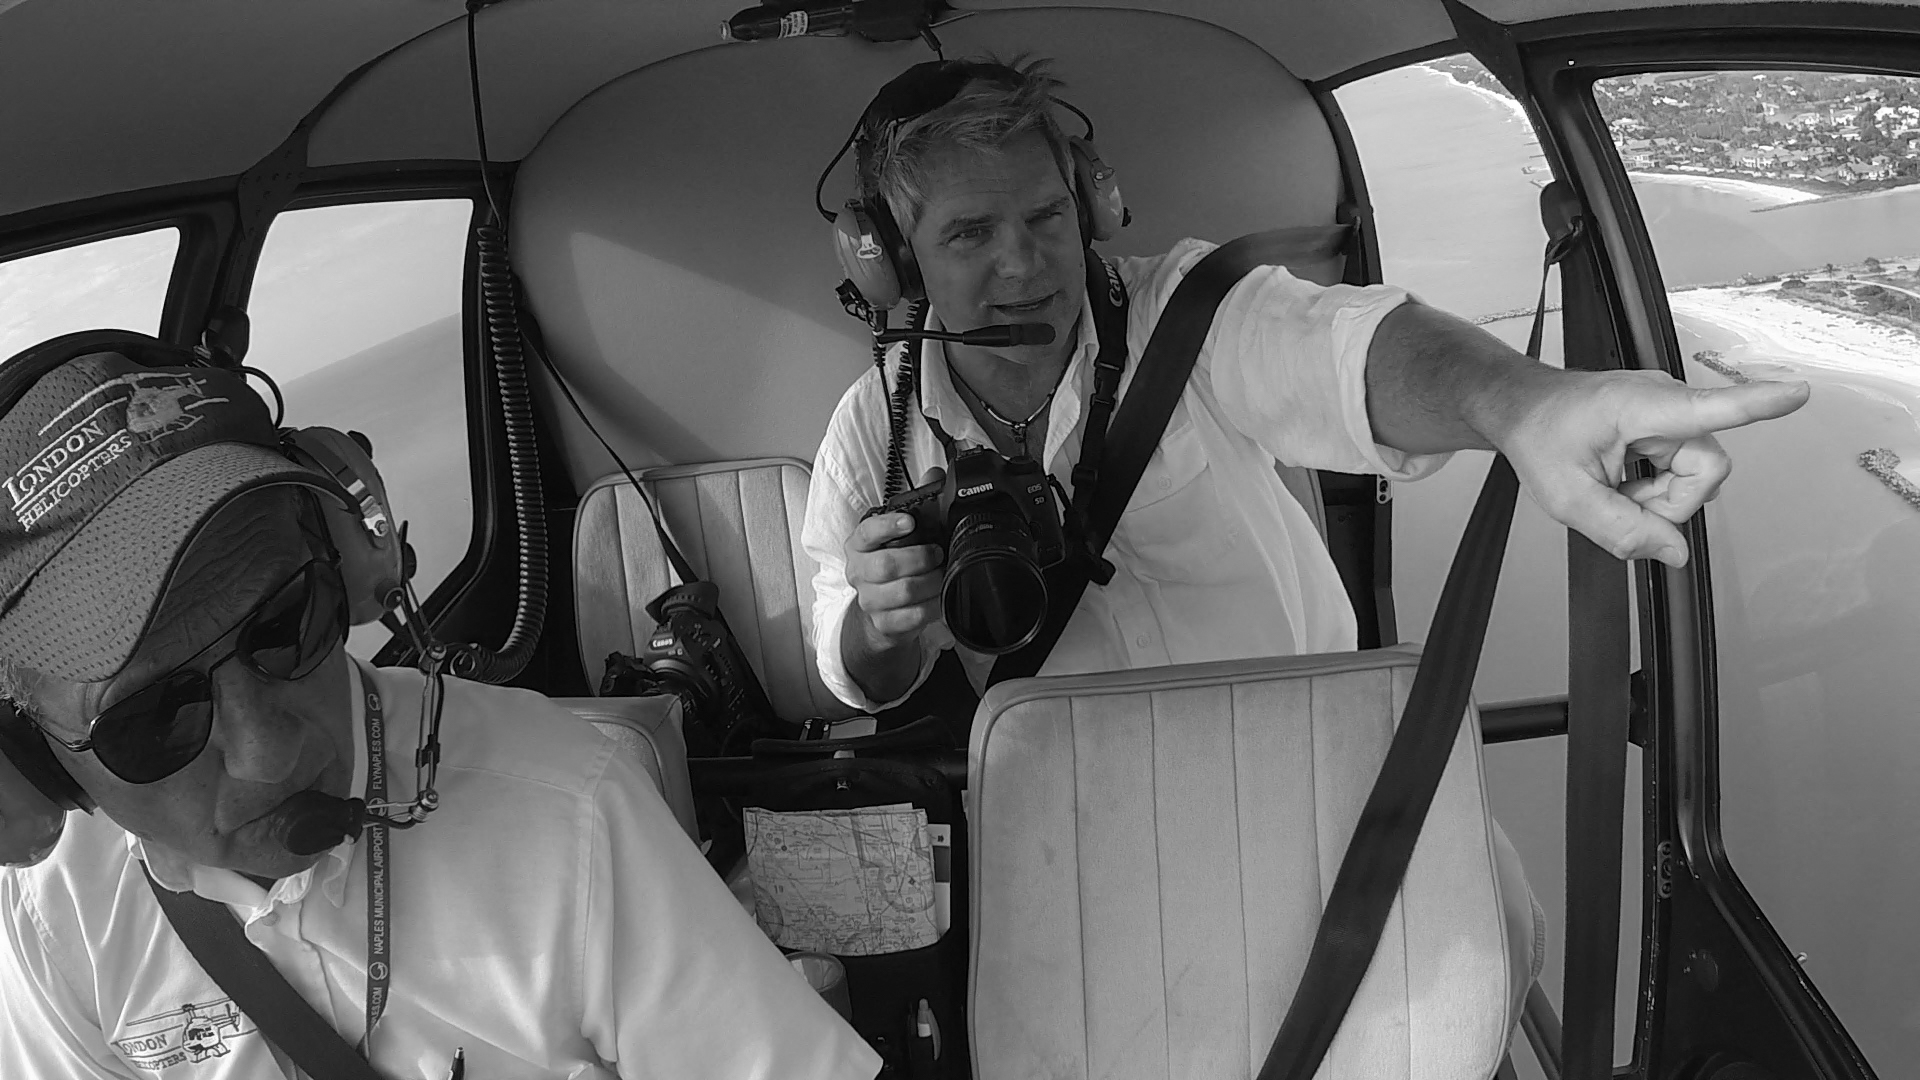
[1420,65,1827,212]
[1424,65,1533,131]
[1669,284,1920,384]
[1627,170,1819,207]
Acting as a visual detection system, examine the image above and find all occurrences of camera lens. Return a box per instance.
[942,508,1048,654]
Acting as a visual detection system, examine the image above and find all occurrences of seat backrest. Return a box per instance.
[967,646,1517,1080]
[553,694,698,842]
[573,459,857,722]
[512,8,1355,474]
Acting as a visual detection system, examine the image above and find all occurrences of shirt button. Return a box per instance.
[1158,476,1171,490]
[259,912,279,928]
[1135,634,1151,648]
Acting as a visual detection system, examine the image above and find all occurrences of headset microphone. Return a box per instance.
[873,323,1056,347]
[271,791,368,857]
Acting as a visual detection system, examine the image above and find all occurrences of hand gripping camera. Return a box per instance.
[872,447,1069,654]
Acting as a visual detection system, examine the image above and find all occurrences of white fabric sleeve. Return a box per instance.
[579,747,880,1080]
[0,873,136,1079]
[801,389,943,714]
[1138,238,1451,481]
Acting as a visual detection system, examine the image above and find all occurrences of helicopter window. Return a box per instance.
[0,226,179,362]
[245,198,475,657]
[1338,56,1644,1071]
[1596,69,1920,1069]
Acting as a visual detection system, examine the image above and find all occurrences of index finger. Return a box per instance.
[849,512,921,553]
[1636,379,1809,442]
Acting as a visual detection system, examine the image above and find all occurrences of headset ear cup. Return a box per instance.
[864,197,923,303]
[280,427,407,625]
[0,701,88,818]
[0,730,75,867]
[832,205,904,311]
[1069,136,1128,243]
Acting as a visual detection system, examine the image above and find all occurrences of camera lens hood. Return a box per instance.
[943,509,1049,654]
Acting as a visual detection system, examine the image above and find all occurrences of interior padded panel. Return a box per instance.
[573,460,856,723]
[553,694,699,842]
[968,647,1513,1080]
[512,8,1344,471]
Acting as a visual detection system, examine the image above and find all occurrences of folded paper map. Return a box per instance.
[744,803,939,955]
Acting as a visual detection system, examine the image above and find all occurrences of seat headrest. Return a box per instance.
[511,8,1344,467]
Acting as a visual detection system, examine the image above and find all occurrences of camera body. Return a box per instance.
[871,447,1067,653]
[602,580,783,755]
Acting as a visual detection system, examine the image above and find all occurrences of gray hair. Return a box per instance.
[859,55,1075,234]
[0,663,42,724]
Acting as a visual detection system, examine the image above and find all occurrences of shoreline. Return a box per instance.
[1626,170,1818,207]
[1669,284,1920,387]
[1421,64,1532,131]
[1417,63,1920,211]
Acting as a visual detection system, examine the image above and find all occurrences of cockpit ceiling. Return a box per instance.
[1,0,1917,222]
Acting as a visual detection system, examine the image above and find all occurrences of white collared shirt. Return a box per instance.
[804,238,1450,710]
[1,661,880,1080]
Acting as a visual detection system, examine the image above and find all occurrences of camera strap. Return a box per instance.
[990,227,1352,686]
[909,250,1127,472]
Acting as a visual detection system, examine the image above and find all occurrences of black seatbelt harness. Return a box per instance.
[990,225,1353,686]
[1547,179,1631,1080]
[144,677,398,1080]
[1257,202,1583,1080]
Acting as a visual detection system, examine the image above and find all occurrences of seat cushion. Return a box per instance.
[553,694,698,842]
[968,645,1520,1080]
[572,459,856,723]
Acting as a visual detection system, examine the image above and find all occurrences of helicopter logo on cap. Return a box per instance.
[124,374,229,441]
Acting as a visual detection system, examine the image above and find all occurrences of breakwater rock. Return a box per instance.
[1858,448,1920,511]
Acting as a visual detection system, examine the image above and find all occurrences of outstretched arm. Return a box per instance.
[1365,301,1809,566]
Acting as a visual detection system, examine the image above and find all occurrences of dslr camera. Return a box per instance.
[600,581,783,755]
[871,447,1068,654]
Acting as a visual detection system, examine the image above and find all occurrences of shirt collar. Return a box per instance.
[915,286,1101,471]
[133,659,368,912]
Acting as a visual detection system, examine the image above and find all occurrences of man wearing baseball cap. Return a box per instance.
[0,339,881,1079]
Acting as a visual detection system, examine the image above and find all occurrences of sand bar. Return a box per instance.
[1627,171,1819,207]
[1668,285,1920,386]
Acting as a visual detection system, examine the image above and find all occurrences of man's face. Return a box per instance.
[907,131,1086,365]
[27,491,354,880]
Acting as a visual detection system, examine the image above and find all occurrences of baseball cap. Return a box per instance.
[0,346,333,682]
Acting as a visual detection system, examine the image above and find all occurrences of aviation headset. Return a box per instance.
[0,329,408,816]
[823,58,1129,311]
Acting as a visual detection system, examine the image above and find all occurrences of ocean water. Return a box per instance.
[1339,63,1920,1071]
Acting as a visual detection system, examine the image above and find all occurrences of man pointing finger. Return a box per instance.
[1364,302,1809,567]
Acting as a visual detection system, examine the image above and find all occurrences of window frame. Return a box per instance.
[0,216,202,355]
[235,178,508,665]
[1488,12,1920,1079]
[0,166,519,669]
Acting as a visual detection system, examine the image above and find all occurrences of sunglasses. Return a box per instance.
[44,555,348,785]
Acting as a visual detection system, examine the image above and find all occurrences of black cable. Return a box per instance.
[814,124,861,223]
[446,0,548,684]
[466,3,505,225]
[239,366,285,428]
[881,298,927,499]
[1058,98,1097,140]
[521,322,699,585]
[460,228,549,684]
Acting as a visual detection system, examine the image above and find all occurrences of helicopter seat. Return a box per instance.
[552,694,699,843]
[572,459,858,724]
[968,646,1535,1079]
